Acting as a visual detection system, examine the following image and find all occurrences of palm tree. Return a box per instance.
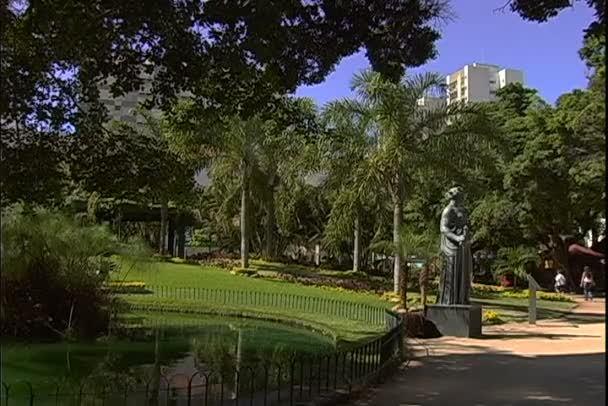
[492,246,541,288]
[347,70,497,295]
[166,98,318,267]
[320,99,378,272]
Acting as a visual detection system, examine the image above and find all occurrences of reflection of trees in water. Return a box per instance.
[28,322,334,404]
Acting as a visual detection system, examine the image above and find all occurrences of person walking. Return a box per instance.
[580,266,595,301]
[554,270,567,293]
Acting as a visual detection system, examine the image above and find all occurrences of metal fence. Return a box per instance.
[119,285,390,327]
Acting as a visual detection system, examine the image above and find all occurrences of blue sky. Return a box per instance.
[295,0,595,107]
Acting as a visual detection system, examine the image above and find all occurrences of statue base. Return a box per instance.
[424,304,482,338]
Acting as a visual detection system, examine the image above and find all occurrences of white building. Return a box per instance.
[416,96,446,110]
[446,63,524,105]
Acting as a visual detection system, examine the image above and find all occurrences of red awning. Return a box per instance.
[568,243,605,257]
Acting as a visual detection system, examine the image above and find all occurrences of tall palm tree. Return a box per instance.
[347,70,497,295]
[321,99,378,271]
[166,98,318,267]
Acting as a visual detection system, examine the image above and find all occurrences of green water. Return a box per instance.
[1,312,335,404]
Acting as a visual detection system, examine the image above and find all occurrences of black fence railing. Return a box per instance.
[117,285,390,327]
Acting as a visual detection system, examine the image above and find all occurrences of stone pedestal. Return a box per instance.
[425,304,482,338]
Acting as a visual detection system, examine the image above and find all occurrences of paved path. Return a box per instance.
[354,297,605,406]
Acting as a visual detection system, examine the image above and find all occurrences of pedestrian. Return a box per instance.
[580,266,595,301]
[554,270,567,293]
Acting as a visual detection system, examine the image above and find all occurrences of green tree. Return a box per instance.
[167,97,319,266]
[505,0,604,39]
[70,113,195,253]
[492,245,541,288]
[320,99,380,272]
[0,127,68,207]
[1,0,450,130]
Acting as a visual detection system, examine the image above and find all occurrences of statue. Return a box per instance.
[437,186,472,305]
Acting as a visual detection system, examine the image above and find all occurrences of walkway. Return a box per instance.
[354,298,605,406]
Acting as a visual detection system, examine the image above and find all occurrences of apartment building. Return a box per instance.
[446,63,524,105]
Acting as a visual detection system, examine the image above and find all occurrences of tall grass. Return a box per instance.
[0,206,148,339]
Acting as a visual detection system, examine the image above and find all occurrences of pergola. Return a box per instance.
[75,199,199,257]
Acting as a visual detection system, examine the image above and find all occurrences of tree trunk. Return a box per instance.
[159,198,168,255]
[393,196,402,295]
[353,213,361,273]
[240,162,250,268]
[263,186,276,259]
[551,235,574,289]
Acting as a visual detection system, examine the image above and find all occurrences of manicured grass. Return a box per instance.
[116,260,388,307]
[114,260,391,342]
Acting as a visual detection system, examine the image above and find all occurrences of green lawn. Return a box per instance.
[115,259,581,334]
[114,259,391,343]
[116,259,387,306]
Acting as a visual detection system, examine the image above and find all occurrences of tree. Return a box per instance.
[1,0,450,131]
[166,96,319,266]
[344,70,497,298]
[70,113,195,254]
[0,127,68,207]
[320,99,379,272]
[505,0,605,39]
[492,246,541,288]
[470,79,604,286]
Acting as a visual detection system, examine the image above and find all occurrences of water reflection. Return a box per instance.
[1,313,336,405]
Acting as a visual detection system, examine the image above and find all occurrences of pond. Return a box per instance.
[1,312,338,405]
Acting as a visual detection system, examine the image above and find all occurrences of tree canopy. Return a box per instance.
[1,0,450,130]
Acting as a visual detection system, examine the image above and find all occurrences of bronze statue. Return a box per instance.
[437,186,472,305]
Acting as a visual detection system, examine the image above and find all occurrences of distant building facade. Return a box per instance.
[446,63,524,105]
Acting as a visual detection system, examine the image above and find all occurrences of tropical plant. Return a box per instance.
[492,246,541,288]
[320,99,380,271]
[0,206,146,339]
[167,97,320,268]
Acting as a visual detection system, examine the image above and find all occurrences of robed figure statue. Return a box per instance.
[437,186,472,305]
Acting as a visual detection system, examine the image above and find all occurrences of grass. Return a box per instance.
[114,259,391,343]
[115,259,582,333]
[117,259,386,306]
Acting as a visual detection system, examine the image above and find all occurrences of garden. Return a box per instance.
[2,0,605,405]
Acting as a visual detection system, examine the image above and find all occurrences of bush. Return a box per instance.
[538,291,574,302]
[230,267,259,277]
[105,281,148,294]
[0,207,143,339]
[483,310,505,325]
[472,283,508,294]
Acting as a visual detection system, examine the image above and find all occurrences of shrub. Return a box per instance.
[483,310,505,325]
[472,283,508,294]
[157,256,200,266]
[105,281,148,294]
[538,292,574,302]
[0,206,144,339]
[230,268,258,277]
